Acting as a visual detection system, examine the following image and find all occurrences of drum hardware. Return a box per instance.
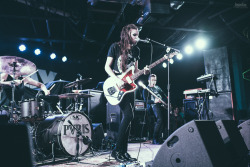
[33,112,92,161]
[0,56,37,123]
[64,78,92,89]
[67,119,92,162]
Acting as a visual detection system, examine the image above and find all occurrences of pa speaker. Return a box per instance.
[216,120,248,167]
[238,119,250,150]
[92,123,104,149]
[153,120,231,167]
[0,123,33,167]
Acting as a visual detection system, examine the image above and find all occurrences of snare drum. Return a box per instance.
[34,112,92,156]
[20,98,44,121]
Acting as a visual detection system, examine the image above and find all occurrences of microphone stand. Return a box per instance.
[10,62,17,123]
[147,39,176,138]
[68,120,92,162]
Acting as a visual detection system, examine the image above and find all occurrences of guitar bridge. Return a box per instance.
[108,87,116,95]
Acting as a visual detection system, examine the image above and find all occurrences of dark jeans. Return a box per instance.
[152,104,167,141]
[115,93,134,153]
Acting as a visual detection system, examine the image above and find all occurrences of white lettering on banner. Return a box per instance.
[28,69,57,88]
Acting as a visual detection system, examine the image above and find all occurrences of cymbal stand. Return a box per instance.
[10,62,17,123]
[0,72,2,101]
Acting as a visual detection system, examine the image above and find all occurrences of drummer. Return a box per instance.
[0,72,50,108]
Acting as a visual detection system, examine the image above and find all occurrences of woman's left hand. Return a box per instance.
[143,65,150,75]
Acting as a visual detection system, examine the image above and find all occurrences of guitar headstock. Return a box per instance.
[138,81,146,89]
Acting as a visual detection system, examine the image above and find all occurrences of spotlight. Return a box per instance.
[169,59,174,64]
[184,45,193,55]
[50,53,56,59]
[34,49,41,55]
[19,44,26,52]
[195,38,206,50]
[162,62,167,68]
[62,56,67,62]
[177,53,183,60]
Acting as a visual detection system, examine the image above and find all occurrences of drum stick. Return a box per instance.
[21,70,38,82]
[49,84,55,91]
[56,105,64,115]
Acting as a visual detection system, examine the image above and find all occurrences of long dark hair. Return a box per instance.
[118,24,138,72]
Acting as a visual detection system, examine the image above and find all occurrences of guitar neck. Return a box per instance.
[145,86,167,106]
[132,56,167,81]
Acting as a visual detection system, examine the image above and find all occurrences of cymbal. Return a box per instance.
[39,94,59,100]
[64,78,92,88]
[0,56,36,76]
[58,93,94,99]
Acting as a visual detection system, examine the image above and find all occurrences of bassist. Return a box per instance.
[142,74,168,144]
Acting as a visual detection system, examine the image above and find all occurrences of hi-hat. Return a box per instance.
[0,56,36,76]
[64,78,92,88]
[58,93,94,99]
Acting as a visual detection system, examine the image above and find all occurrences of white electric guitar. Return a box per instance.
[103,52,176,105]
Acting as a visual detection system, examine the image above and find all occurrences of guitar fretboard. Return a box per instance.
[132,56,167,81]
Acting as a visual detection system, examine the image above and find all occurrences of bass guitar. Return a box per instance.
[138,82,168,110]
[103,52,176,105]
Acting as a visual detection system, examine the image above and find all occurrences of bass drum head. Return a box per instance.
[59,112,92,156]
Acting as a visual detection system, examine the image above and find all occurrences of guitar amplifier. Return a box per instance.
[135,99,145,111]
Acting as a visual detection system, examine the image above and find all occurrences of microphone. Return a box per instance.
[137,38,150,43]
[67,120,92,144]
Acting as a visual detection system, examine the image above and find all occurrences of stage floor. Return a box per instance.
[35,140,161,167]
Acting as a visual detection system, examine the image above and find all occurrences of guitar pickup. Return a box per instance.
[117,91,124,101]
[108,87,116,95]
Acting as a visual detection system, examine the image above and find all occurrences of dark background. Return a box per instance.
[0,0,249,122]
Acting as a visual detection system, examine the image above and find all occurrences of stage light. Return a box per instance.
[177,53,183,60]
[195,38,206,50]
[184,45,193,55]
[169,59,174,64]
[162,62,167,68]
[34,49,41,55]
[170,1,185,10]
[62,56,67,62]
[50,53,56,59]
[19,44,26,52]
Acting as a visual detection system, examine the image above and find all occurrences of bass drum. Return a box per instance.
[34,112,92,156]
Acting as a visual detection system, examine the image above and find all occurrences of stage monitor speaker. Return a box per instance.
[238,119,250,150]
[0,123,33,167]
[152,120,231,167]
[106,103,122,142]
[92,123,105,149]
[216,120,248,167]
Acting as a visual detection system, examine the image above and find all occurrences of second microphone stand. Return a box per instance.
[67,120,92,162]
[147,39,179,138]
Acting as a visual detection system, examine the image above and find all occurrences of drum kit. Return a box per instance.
[0,56,95,162]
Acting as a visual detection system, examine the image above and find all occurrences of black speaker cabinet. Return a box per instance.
[153,120,231,167]
[81,89,107,129]
[0,123,33,167]
[130,108,147,138]
[183,99,198,122]
[106,103,122,142]
[92,123,104,149]
[238,119,250,151]
[216,120,248,167]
